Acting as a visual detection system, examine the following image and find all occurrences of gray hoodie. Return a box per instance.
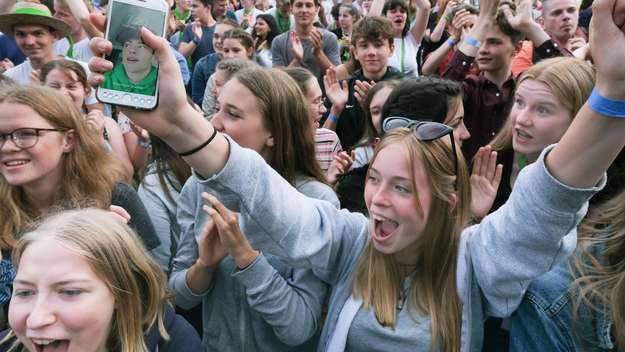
[191,140,604,352]
[169,170,339,351]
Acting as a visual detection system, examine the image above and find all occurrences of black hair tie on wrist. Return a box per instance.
[178,128,218,157]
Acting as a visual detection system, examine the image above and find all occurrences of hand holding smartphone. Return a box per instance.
[97,0,168,110]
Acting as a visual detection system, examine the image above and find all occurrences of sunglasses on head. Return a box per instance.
[382,117,458,188]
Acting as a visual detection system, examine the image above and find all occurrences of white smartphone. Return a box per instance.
[97,0,168,110]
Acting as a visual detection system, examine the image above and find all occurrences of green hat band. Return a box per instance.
[13,7,52,18]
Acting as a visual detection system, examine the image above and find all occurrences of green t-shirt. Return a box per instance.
[102,64,158,96]
[174,7,191,22]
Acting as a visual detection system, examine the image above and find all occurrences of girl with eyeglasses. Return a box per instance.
[0,85,160,295]
[89,3,625,349]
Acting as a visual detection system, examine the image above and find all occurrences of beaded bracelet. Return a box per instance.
[588,88,625,118]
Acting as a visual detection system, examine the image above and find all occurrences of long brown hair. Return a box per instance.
[572,190,625,350]
[352,128,470,352]
[232,68,327,185]
[0,85,127,249]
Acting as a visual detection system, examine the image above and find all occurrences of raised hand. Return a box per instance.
[196,217,228,269]
[309,28,324,56]
[85,110,106,138]
[500,0,533,32]
[290,32,304,63]
[202,193,260,269]
[323,67,348,111]
[327,150,355,184]
[192,20,203,40]
[590,0,625,99]
[470,146,503,219]
[354,80,375,108]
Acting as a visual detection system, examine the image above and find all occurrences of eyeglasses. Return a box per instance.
[312,96,326,109]
[382,117,458,187]
[0,128,67,149]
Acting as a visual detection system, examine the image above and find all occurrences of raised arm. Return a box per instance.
[462,0,625,316]
[61,0,103,38]
[409,0,432,44]
[368,0,385,17]
[88,27,367,280]
[545,0,625,188]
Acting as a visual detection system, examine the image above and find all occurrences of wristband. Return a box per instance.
[446,38,456,48]
[178,128,218,157]
[464,36,481,48]
[588,88,625,118]
[328,114,339,123]
[192,36,201,45]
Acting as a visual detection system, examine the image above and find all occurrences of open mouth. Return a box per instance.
[372,215,399,242]
[32,339,70,352]
[515,128,533,142]
[3,159,30,169]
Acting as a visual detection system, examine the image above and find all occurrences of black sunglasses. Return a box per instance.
[382,117,458,187]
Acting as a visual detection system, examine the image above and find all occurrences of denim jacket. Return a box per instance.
[509,245,619,352]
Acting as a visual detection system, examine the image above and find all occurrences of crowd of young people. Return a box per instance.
[1,0,625,350]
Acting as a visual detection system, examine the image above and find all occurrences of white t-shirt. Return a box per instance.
[53,37,94,63]
[388,31,420,77]
[235,7,264,28]
[4,57,98,105]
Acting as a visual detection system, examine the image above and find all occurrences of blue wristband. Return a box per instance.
[446,38,456,48]
[464,36,481,48]
[328,114,339,123]
[588,88,625,118]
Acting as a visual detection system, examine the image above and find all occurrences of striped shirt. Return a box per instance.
[315,128,342,172]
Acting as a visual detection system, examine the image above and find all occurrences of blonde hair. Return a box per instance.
[7,208,170,352]
[571,190,625,350]
[352,128,471,352]
[490,57,595,151]
[0,85,127,249]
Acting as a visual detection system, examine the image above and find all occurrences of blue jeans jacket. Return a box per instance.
[191,53,220,106]
[509,256,617,351]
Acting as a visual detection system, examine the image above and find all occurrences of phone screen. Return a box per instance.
[100,0,166,104]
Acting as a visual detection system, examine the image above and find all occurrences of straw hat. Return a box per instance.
[0,2,72,38]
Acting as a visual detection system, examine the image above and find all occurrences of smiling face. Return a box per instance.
[353,37,394,78]
[44,69,88,110]
[121,39,154,78]
[365,143,432,261]
[511,79,572,161]
[53,1,81,38]
[12,25,58,63]
[277,0,293,16]
[292,0,318,27]
[9,238,115,352]
[0,103,72,194]
[212,78,273,156]
[254,17,269,37]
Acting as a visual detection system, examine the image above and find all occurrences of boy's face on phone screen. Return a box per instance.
[122,39,154,78]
